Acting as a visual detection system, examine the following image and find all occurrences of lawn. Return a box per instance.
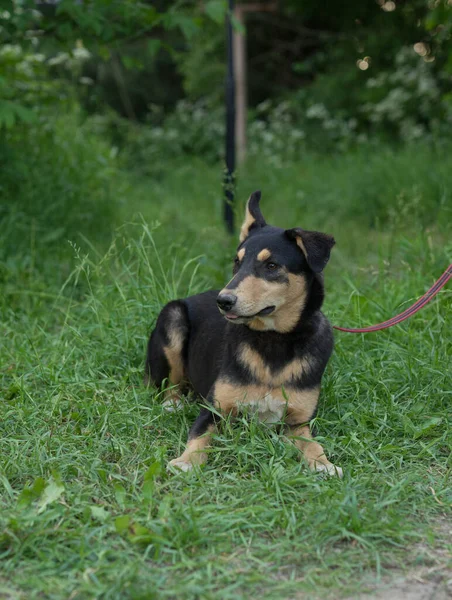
[1,144,451,599]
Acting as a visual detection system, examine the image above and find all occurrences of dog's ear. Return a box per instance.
[239,191,267,242]
[285,227,335,273]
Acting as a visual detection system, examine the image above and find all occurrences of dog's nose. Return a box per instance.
[217,293,237,312]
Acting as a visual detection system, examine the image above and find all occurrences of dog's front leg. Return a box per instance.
[285,391,342,477]
[168,381,237,472]
[287,422,343,478]
[167,406,216,472]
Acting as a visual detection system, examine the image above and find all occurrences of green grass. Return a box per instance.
[1,142,451,599]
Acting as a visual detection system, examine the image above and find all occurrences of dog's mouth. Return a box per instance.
[224,305,275,322]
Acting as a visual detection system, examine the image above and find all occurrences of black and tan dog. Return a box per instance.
[145,191,342,477]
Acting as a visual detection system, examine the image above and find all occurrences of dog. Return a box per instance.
[145,191,342,477]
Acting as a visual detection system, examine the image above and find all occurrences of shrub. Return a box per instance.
[0,114,119,264]
[112,44,452,168]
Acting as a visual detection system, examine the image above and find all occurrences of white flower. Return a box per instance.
[48,52,70,66]
[0,44,22,57]
[306,103,329,119]
[16,61,33,76]
[72,47,91,61]
[291,129,305,139]
[26,53,45,63]
[257,100,271,112]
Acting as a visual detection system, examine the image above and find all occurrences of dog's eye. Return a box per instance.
[267,262,278,270]
[234,257,240,266]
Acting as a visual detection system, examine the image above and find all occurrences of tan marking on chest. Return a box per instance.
[238,343,311,386]
[214,380,319,425]
[214,381,286,423]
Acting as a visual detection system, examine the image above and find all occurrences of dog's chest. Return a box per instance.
[216,343,312,423]
[238,343,308,386]
[237,390,286,424]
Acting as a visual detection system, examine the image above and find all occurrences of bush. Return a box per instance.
[0,114,119,264]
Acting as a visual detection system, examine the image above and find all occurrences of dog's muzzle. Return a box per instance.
[217,291,276,322]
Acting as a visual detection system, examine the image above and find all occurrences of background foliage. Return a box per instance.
[2,0,452,149]
[2,0,452,235]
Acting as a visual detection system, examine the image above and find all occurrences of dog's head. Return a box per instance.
[217,191,335,333]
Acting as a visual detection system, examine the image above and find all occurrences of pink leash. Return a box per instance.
[333,265,452,333]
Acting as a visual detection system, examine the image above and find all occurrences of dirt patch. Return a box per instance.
[345,517,452,600]
[350,577,451,600]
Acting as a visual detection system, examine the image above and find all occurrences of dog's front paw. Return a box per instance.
[162,398,183,412]
[167,450,208,472]
[313,462,343,478]
[167,457,193,472]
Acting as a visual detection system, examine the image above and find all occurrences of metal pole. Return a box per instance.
[224,0,235,234]
[233,5,247,164]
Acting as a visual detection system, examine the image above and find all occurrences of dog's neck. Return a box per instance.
[285,272,325,334]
